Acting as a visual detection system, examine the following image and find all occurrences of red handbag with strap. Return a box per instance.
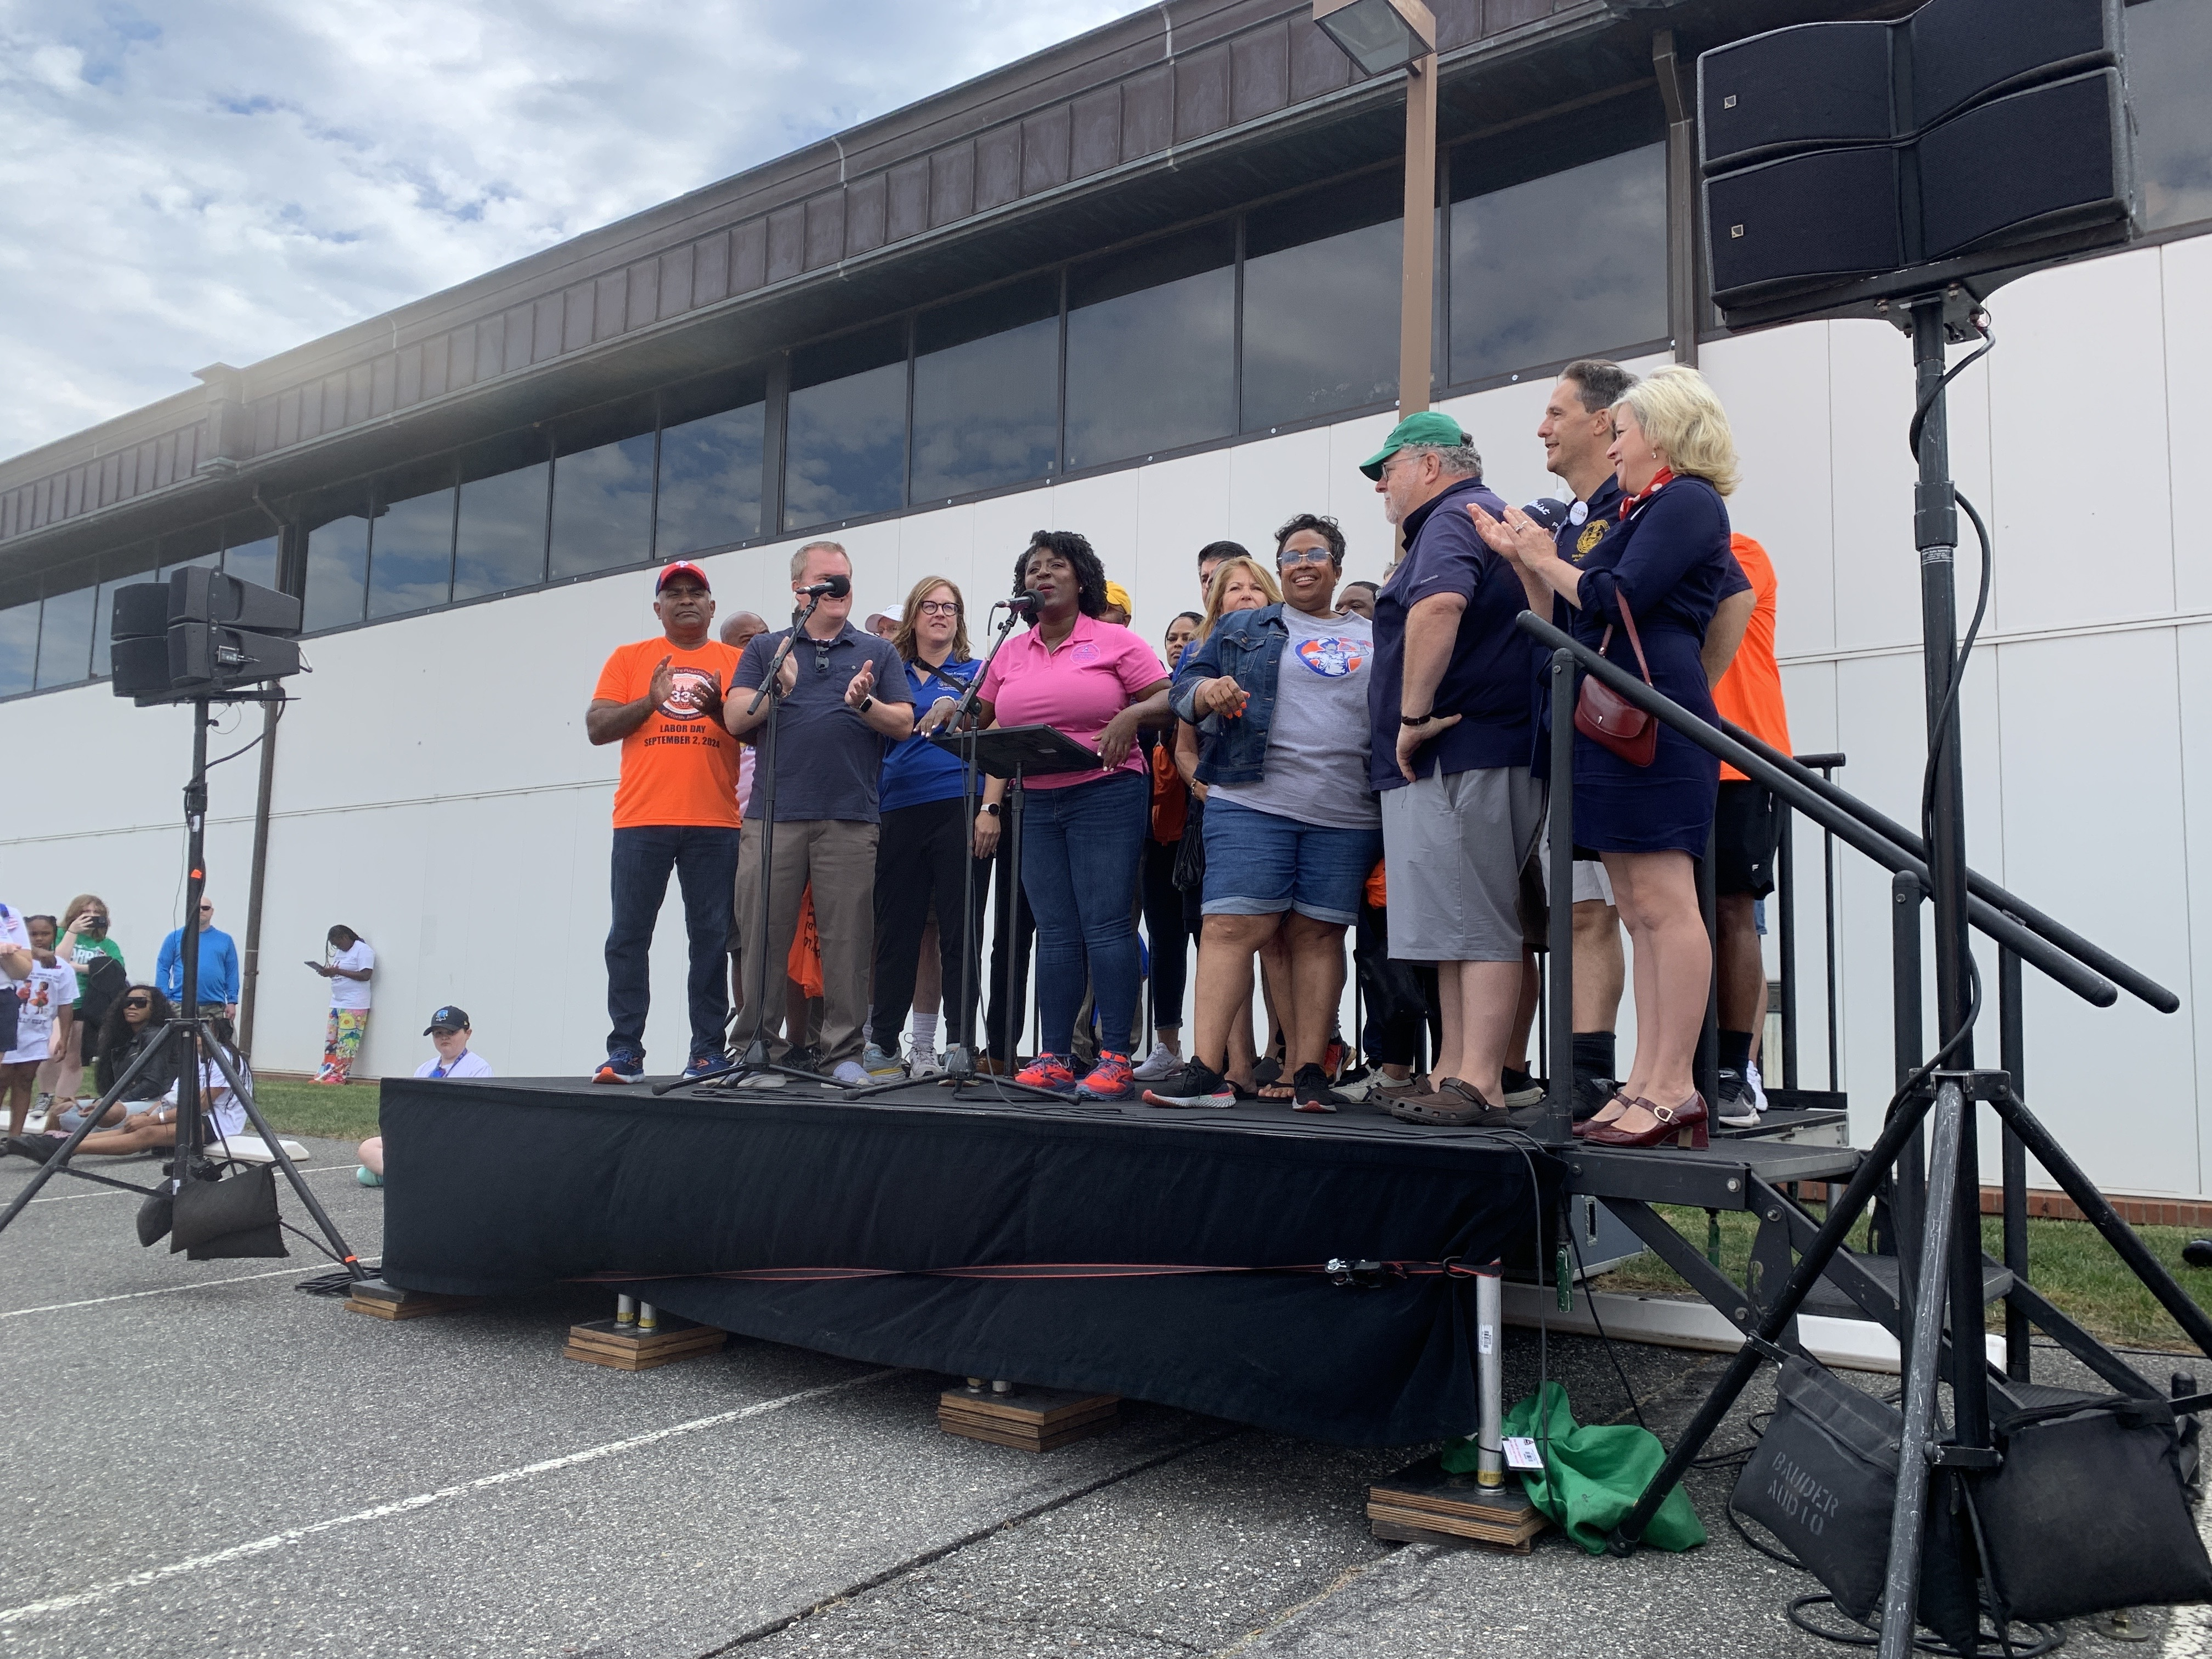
[1573,590,1658,766]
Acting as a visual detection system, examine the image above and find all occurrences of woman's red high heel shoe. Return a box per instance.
[1583,1092,1709,1149]
[1572,1089,1633,1139]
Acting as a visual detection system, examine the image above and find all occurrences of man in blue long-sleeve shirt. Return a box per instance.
[156,898,240,1019]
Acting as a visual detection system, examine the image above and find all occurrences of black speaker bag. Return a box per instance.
[0,979,17,1056]
[170,1164,286,1260]
[136,1189,174,1248]
[1976,1394,2212,1623]
[1733,1358,1980,1649]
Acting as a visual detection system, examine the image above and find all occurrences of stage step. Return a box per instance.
[937,1383,1119,1452]
[1803,1249,2012,1320]
[564,1315,726,1370]
[1368,1455,1547,1552]
[343,1277,482,1321]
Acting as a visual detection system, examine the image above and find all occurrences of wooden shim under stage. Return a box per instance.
[1368,1454,1547,1551]
[343,1279,483,1321]
[938,1385,1119,1452]
[564,1316,727,1371]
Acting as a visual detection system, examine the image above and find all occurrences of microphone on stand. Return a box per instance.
[1008,589,1043,619]
[796,574,852,598]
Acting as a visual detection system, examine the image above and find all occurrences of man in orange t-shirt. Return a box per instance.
[585,561,744,1085]
[1709,532,1792,1127]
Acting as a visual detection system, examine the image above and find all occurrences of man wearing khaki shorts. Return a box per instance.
[1362,412,1544,1126]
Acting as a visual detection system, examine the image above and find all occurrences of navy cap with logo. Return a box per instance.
[423,1005,471,1035]
[1518,497,1572,533]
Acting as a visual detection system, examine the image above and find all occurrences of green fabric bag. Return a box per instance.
[1444,1381,1707,1556]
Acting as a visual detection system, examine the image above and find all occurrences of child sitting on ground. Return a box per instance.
[357,1005,492,1187]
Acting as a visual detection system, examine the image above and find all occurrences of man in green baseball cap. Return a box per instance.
[1359,410,1474,480]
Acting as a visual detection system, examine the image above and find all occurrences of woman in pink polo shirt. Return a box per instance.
[971,531,1171,1100]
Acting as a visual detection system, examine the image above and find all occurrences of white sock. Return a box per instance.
[912,1012,938,1051]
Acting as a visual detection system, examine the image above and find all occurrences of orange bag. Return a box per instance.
[1150,741,1188,843]
[786,884,825,1000]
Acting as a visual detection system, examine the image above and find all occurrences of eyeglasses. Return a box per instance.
[914,599,961,617]
[197,905,213,914]
[813,643,834,675]
[123,997,153,1010]
[1277,548,1335,566]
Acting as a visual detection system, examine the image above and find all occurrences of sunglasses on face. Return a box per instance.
[197,905,213,913]
[1277,548,1334,567]
[124,998,153,1010]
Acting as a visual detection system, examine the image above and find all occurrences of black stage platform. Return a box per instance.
[374,1073,1856,1443]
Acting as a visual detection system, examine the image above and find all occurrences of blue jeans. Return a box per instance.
[1199,797,1382,926]
[1018,770,1147,1057]
[606,825,741,1060]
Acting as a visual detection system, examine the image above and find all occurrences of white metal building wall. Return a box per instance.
[7,237,2204,1196]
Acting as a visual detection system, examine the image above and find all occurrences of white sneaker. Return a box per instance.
[1133,1045,1185,1082]
[1746,1060,1770,1115]
[909,1042,943,1077]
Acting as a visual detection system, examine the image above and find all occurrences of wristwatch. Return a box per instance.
[1400,710,1436,727]
[980,803,1002,817]
[858,695,875,713]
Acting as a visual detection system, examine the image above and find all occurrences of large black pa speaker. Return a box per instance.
[1700,0,2136,326]
[1700,0,2122,173]
[108,570,304,705]
[1707,70,2131,306]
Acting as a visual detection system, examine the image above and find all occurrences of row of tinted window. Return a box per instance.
[13,8,2209,686]
[0,513,278,697]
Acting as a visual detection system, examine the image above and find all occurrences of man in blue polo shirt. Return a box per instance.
[1365,411,1541,1128]
[726,541,913,1084]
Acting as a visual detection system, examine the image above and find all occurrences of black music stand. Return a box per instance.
[843,722,1104,1104]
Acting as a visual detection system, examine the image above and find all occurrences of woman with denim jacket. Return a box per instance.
[1141,517,1380,1114]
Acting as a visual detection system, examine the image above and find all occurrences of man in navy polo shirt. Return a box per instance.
[1365,411,1542,1127]
[1536,358,1635,1115]
[726,541,913,1084]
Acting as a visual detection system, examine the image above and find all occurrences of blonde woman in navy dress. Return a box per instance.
[1469,364,1746,1150]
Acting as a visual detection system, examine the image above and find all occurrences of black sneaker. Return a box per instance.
[1716,1069,1760,1129]
[1500,1068,1545,1108]
[1290,1063,1347,1114]
[1142,1060,1235,1110]
[1572,1074,1622,1123]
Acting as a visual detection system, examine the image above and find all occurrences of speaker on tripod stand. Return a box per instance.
[1698,0,2138,328]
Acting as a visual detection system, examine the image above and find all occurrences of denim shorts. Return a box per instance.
[1201,797,1382,925]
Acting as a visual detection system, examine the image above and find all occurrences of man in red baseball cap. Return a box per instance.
[583,561,745,1084]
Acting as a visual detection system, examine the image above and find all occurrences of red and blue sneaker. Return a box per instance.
[1074,1051,1134,1100]
[1014,1053,1077,1093]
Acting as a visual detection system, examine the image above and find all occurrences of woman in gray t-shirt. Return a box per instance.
[1142,515,1381,1115]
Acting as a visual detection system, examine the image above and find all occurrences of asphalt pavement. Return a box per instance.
[0,1139,2189,1657]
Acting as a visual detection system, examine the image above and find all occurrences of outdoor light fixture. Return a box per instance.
[1312,0,1438,413]
[1313,0,1436,76]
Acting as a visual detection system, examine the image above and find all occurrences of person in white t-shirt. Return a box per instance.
[310,924,375,1085]
[356,1005,492,1186]
[4,917,77,1139]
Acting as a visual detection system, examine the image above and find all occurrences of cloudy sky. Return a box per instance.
[0,0,1133,462]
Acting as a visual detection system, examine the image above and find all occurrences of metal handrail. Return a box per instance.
[1514,611,2121,1009]
[1720,719,2177,1014]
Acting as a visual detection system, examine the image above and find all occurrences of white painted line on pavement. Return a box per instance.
[0,1368,902,1626]
[1,1255,380,1320]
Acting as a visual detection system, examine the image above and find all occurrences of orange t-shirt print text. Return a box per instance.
[593,637,745,830]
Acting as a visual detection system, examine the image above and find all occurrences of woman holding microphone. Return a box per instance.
[968,531,1170,1100]
[1469,364,1746,1150]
